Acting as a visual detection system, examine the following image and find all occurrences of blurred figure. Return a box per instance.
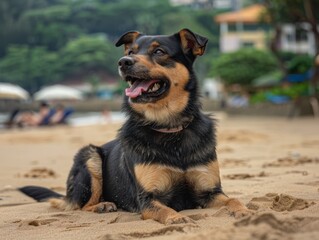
[101,107,111,124]
[49,104,74,125]
[49,104,65,124]
[5,102,74,128]
[6,102,53,128]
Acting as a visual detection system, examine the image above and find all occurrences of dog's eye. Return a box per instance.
[128,50,134,55]
[153,49,165,56]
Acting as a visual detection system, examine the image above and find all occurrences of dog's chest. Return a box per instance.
[134,161,220,194]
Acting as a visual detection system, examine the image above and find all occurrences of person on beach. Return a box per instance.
[6,102,52,128]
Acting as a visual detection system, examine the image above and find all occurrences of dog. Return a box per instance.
[19,29,251,224]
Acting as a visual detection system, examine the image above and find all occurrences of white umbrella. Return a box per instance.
[0,83,30,100]
[34,85,83,101]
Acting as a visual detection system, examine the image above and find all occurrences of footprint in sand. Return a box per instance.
[219,130,268,143]
[220,158,250,168]
[6,135,56,144]
[295,180,319,186]
[21,167,57,178]
[217,146,234,153]
[106,213,140,224]
[223,172,268,180]
[101,224,198,240]
[247,193,315,211]
[234,213,319,233]
[284,140,319,149]
[263,154,319,168]
[17,218,59,227]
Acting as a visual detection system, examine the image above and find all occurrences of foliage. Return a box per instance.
[287,55,313,74]
[0,45,61,92]
[60,35,119,76]
[264,0,319,94]
[251,82,309,103]
[212,48,278,86]
[0,35,120,92]
[0,0,221,91]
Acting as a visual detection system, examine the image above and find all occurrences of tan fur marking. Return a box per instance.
[179,29,205,56]
[141,200,182,224]
[82,151,103,211]
[122,32,140,52]
[86,154,102,179]
[49,198,79,211]
[179,30,190,51]
[186,161,220,192]
[124,43,139,55]
[135,55,155,69]
[130,62,190,124]
[206,193,251,218]
[82,176,102,211]
[82,201,116,213]
[149,41,160,51]
[134,164,183,193]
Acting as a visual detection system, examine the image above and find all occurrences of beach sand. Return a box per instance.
[0,115,319,240]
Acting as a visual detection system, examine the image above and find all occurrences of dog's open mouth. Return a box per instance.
[125,76,169,102]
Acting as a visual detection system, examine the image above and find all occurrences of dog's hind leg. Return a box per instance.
[81,156,117,213]
[66,145,117,213]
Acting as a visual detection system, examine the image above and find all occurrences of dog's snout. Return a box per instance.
[118,56,135,69]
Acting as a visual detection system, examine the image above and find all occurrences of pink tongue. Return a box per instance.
[125,79,159,98]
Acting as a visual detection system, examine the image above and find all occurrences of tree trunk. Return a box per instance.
[270,25,287,75]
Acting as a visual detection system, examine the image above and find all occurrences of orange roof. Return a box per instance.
[215,4,267,24]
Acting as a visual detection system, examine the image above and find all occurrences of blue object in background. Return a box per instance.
[266,94,290,104]
[286,70,313,83]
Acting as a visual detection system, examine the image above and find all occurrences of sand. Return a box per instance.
[0,115,319,240]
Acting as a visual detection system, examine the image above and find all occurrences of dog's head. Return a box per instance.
[115,29,208,125]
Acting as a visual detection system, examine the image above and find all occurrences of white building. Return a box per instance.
[280,23,317,56]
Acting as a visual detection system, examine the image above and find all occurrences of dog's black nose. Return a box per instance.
[118,56,135,69]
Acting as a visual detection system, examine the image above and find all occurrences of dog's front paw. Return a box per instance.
[165,213,195,225]
[93,202,118,213]
[230,207,254,219]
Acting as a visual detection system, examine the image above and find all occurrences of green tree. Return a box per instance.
[0,45,61,92]
[264,0,319,95]
[0,0,221,91]
[213,48,277,86]
[60,34,120,76]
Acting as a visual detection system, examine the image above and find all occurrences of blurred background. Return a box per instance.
[0,0,318,126]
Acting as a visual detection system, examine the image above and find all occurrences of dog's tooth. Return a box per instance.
[153,83,160,91]
[128,81,132,87]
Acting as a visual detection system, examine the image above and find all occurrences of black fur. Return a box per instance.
[19,186,63,202]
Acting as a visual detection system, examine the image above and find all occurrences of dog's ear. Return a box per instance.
[178,29,208,56]
[115,31,141,50]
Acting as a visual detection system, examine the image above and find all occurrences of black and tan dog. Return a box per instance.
[20,29,251,224]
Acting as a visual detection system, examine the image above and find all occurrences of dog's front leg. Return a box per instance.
[186,160,252,218]
[206,193,252,218]
[134,163,194,224]
[141,199,194,224]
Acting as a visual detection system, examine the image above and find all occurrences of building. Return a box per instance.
[215,4,317,56]
[280,23,317,56]
[215,4,269,53]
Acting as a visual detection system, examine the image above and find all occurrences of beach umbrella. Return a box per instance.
[0,83,30,100]
[34,85,83,101]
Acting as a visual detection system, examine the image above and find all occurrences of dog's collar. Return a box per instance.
[151,117,193,134]
[152,125,184,133]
